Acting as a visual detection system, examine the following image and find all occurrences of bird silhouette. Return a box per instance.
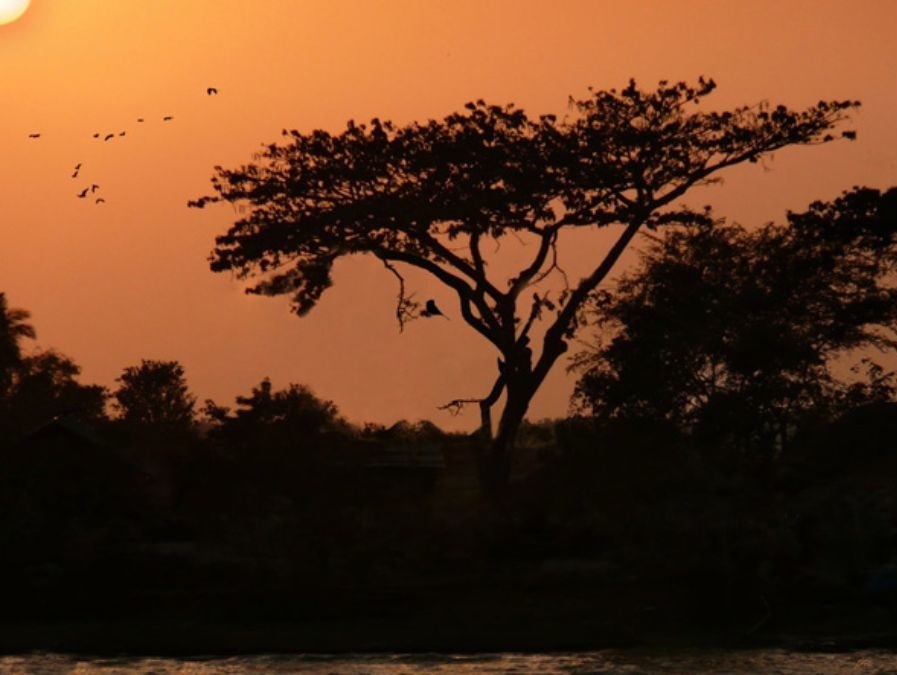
[421,299,448,319]
[90,184,100,193]
[27,133,40,138]
[71,163,81,178]
[136,118,144,123]
[207,87,218,95]
[162,115,173,121]
[104,133,114,141]
[95,198,105,204]
[76,188,89,198]
[92,133,100,138]
[118,131,126,137]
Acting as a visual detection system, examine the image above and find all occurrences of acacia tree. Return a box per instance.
[189,79,858,494]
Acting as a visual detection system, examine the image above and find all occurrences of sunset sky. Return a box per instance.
[2,0,896,431]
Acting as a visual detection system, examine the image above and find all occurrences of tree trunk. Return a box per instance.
[475,383,533,500]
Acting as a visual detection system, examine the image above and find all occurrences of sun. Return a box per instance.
[0,0,30,25]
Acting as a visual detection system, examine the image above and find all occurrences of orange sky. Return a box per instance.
[2,0,896,431]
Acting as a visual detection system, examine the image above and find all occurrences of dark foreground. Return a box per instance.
[1,414,895,656]
[1,580,895,655]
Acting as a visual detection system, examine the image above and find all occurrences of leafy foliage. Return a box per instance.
[114,359,197,434]
[572,186,897,454]
[204,377,340,450]
[0,292,36,395]
[0,296,107,441]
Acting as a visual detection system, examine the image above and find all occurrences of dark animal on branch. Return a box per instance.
[421,299,448,319]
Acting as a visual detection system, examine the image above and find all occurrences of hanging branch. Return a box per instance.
[380,257,419,332]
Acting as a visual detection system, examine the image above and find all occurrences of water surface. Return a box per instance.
[2,650,896,674]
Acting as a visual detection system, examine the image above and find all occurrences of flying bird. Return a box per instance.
[119,131,126,136]
[92,133,100,138]
[207,87,218,95]
[421,299,448,319]
[162,115,173,121]
[95,198,105,204]
[104,133,114,141]
[71,163,82,178]
[76,188,89,198]
[90,184,100,193]
[27,133,40,139]
[136,118,144,123]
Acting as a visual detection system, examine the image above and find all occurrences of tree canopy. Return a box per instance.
[114,359,197,435]
[190,78,859,491]
[1,295,106,441]
[203,377,340,450]
[0,292,36,395]
[572,186,897,456]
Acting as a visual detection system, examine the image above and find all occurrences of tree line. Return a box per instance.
[1,183,894,485]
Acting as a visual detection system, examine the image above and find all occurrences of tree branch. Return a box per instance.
[379,257,419,332]
[377,249,502,349]
[532,215,647,389]
[439,370,507,439]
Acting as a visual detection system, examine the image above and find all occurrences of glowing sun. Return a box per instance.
[0,0,30,25]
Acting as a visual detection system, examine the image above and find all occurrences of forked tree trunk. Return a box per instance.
[475,382,533,500]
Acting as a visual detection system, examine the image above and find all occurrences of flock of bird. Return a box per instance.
[26,87,219,205]
[25,86,452,322]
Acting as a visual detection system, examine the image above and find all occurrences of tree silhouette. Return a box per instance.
[572,186,897,458]
[205,377,339,448]
[0,292,36,396]
[190,79,858,494]
[5,350,108,439]
[114,359,196,435]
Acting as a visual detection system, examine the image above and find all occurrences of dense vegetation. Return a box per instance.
[0,186,894,651]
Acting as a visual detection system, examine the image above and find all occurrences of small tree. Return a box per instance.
[190,79,858,494]
[114,359,196,436]
[205,377,340,449]
[203,379,341,497]
[572,186,897,457]
[8,350,108,434]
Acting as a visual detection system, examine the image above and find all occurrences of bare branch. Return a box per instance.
[507,225,562,299]
[531,235,571,291]
[439,370,507,441]
[379,257,419,332]
[437,398,482,415]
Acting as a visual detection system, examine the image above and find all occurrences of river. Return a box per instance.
[1,650,895,674]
